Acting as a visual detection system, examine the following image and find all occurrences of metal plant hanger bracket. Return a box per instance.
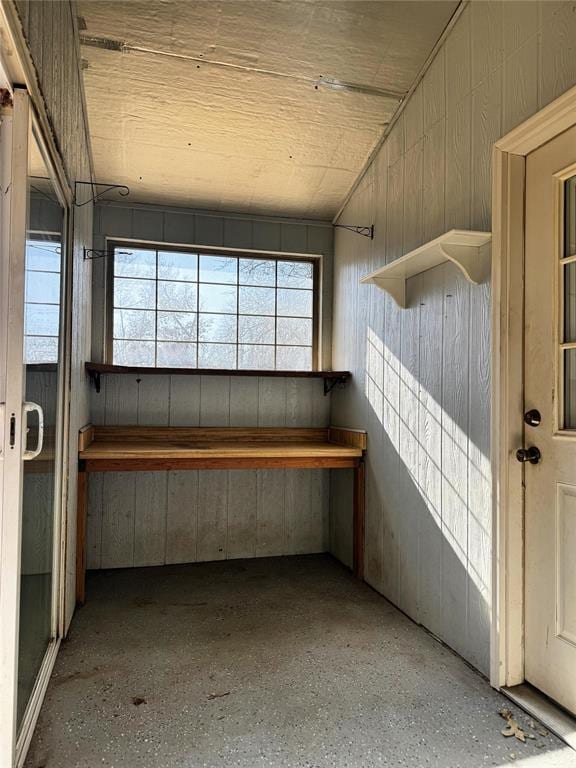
[74,180,130,207]
[334,224,374,240]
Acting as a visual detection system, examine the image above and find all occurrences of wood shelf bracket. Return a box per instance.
[88,368,101,393]
[323,374,349,395]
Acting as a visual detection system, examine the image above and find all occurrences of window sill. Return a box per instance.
[85,362,350,395]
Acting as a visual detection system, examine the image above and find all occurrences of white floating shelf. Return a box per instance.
[360,229,492,308]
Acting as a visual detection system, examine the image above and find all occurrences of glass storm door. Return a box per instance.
[0,88,68,765]
[17,120,67,730]
[524,123,576,715]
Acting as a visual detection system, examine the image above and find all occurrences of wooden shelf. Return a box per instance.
[360,229,492,308]
[85,362,351,396]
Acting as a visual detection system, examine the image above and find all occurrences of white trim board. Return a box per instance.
[496,85,576,157]
[491,85,576,712]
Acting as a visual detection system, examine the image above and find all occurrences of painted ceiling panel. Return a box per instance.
[79,0,458,218]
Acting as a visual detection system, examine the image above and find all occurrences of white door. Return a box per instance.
[524,123,576,715]
[0,88,69,766]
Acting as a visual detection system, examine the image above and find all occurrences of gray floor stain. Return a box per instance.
[25,555,576,768]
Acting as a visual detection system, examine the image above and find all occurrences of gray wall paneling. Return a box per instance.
[88,373,331,569]
[330,0,576,676]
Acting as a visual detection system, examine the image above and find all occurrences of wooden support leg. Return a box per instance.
[353,459,365,580]
[76,463,87,606]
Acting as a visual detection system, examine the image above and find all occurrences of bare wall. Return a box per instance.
[330,0,576,676]
[88,203,335,569]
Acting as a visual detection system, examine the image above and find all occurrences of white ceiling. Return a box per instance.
[78,0,458,219]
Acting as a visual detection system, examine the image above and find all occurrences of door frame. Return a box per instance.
[0,91,73,768]
[15,114,73,768]
[0,86,32,768]
[491,84,576,690]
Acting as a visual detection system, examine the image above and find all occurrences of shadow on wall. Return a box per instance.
[355,318,490,674]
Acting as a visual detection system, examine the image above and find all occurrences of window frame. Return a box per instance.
[105,239,321,372]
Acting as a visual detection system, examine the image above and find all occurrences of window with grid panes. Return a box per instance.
[110,244,318,370]
[24,238,62,363]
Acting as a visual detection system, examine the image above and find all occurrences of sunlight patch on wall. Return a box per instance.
[365,325,490,603]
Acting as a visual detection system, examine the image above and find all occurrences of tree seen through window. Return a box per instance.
[111,246,316,370]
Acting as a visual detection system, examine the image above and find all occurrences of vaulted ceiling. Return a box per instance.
[78,0,458,219]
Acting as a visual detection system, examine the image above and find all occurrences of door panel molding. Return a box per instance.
[556,483,576,648]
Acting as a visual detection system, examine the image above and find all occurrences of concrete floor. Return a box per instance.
[26,555,576,768]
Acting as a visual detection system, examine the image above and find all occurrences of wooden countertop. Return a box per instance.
[78,425,367,471]
[80,439,362,461]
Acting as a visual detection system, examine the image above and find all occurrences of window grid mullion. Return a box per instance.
[154,250,159,366]
[112,246,315,371]
[196,254,200,368]
[235,257,239,370]
[274,261,278,370]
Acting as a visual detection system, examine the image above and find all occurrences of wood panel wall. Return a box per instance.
[330,0,576,676]
[87,374,330,568]
[14,0,94,630]
[88,205,334,569]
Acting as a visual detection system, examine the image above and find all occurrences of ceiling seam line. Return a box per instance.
[79,37,406,101]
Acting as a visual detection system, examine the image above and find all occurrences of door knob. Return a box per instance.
[524,409,541,427]
[516,446,541,464]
